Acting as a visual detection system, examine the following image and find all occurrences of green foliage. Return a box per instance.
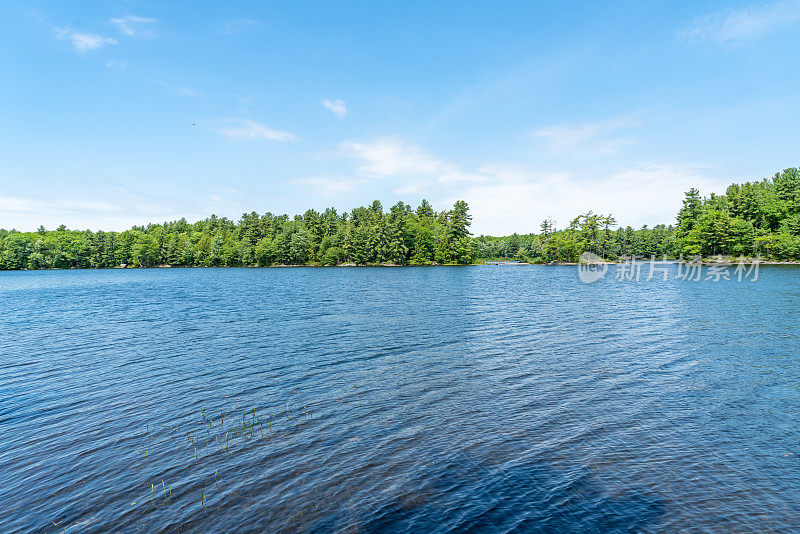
[473,167,800,262]
[322,246,345,266]
[0,200,474,269]
[4,166,800,269]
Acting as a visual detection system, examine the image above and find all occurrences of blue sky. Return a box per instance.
[1,1,799,235]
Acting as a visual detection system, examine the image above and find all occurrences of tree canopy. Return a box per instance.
[0,200,475,269]
[474,167,800,263]
[3,167,799,269]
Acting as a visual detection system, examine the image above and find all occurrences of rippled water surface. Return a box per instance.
[2,266,799,532]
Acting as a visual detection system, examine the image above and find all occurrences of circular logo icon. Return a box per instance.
[577,252,608,283]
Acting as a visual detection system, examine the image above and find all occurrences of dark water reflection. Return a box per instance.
[1,266,799,532]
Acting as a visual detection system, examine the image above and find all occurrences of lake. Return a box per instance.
[1,266,799,532]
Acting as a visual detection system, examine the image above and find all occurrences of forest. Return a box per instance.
[0,200,474,269]
[1,168,798,269]
[478,167,800,262]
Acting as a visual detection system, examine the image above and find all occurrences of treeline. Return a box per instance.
[0,200,474,269]
[474,214,675,263]
[478,167,800,262]
[2,167,799,269]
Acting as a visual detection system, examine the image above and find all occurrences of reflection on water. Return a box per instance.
[1,266,799,532]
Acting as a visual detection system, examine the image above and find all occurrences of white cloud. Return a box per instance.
[148,79,197,97]
[220,19,262,35]
[334,136,729,235]
[340,138,444,177]
[393,182,426,195]
[322,99,347,119]
[110,15,156,37]
[56,28,117,51]
[532,115,640,156]
[216,119,295,141]
[452,162,726,235]
[0,194,124,230]
[1,184,260,232]
[680,0,800,44]
[292,176,365,195]
[435,169,485,184]
[339,138,491,192]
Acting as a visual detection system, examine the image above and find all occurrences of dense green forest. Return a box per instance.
[475,167,800,262]
[0,200,474,269]
[2,168,799,269]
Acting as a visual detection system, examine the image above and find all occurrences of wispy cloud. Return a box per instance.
[110,15,156,37]
[450,162,725,235]
[322,99,347,119]
[340,138,443,177]
[339,138,485,192]
[0,195,120,214]
[532,115,641,156]
[680,0,800,45]
[0,193,123,231]
[292,176,365,195]
[334,136,724,235]
[216,119,295,141]
[56,27,117,51]
[0,185,214,232]
[148,79,197,97]
[220,19,262,35]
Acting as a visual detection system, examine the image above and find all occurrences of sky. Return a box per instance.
[1,1,799,235]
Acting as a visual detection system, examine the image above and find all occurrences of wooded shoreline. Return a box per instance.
[8,257,793,271]
[3,167,800,270]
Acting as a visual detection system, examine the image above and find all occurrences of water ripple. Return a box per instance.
[1,266,799,532]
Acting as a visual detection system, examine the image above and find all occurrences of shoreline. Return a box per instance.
[5,260,800,272]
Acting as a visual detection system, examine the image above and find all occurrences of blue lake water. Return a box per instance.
[1,266,799,532]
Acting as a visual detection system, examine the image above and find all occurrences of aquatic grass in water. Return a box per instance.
[129,398,313,518]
